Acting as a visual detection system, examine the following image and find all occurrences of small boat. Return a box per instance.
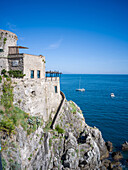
[110,93,115,97]
[76,77,85,92]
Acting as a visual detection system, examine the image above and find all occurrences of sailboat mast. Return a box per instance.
[79,77,81,89]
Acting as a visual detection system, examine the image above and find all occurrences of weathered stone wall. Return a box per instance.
[0,57,9,73]
[23,54,45,79]
[13,77,61,122]
[8,55,24,72]
[0,29,17,58]
[45,77,61,120]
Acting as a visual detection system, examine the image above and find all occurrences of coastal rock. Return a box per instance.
[101,159,111,169]
[110,161,122,170]
[122,141,128,151]
[106,141,113,152]
[112,167,122,170]
[1,100,109,170]
[112,152,123,161]
[83,125,109,160]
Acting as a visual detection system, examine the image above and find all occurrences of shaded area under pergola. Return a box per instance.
[46,71,62,77]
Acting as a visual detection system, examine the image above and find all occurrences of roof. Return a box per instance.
[46,71,62,74]
[8,46,29,49]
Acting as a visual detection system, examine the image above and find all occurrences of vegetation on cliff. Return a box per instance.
[0,75,43,143]
[0,73,119,170]
[0,75,44,169]
[0,76,36,136]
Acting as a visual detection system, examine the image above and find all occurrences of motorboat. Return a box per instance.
[110,93,115,97]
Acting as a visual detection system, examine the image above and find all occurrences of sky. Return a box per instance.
[0,0,128,74]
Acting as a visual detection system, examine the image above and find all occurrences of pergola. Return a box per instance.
[8,46,28,55]
[45,71,62,77]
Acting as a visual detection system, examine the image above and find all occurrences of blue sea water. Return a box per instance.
[60,74,128,149]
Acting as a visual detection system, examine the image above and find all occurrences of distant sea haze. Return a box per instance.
[60,74,128,147]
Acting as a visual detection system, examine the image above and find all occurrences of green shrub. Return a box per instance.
[0,75,39,136]
[2,158,7,170]
[69,102,77,113]
[44,120,52,132]
[10,162,21,170]
[0,75,2,83]
[28,157,31,161]
[9,158,13,163]
[32,124,36,132]
[0,110,4,114]
[1,79,14,109]
[3,38,7,44]
[20,120,28,131]
[8,70,25,78]
[49,138,52,148]
[52,135,57,139]
[76,149,78,153]
[1,69,6,75]
[55,124,65,134]
[0,117,15,134]
[80,149,85,152]
[27,129,31,135]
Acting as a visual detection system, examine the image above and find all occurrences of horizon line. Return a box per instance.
[62,73,128,75]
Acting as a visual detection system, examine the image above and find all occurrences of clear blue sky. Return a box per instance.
[1,0,128,74]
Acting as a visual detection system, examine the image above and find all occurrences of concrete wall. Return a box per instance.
[0,29,17,58]
[23,54,45,79]
[13,77,61,122]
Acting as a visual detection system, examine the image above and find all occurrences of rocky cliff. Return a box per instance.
[1,99,109,170]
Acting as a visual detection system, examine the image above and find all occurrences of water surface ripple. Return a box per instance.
[60,74,128,147]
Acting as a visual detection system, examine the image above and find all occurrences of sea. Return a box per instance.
[60,74,128,168]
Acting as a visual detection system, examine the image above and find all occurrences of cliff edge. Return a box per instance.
[0,99,109,170]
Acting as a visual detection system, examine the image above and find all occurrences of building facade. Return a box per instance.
[0,29,45,79]
[0,29,61,121]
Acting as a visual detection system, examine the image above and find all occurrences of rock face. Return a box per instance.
[106,141,113,152]
[1,100,109,170]
[122,141,128,151]
[112,152,123,161]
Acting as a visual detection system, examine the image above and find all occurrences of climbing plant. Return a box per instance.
[1,69,25,78]
[1,77,14,109]
[0,74,42,136]
[8,70,25,78]
[3,38,7,44]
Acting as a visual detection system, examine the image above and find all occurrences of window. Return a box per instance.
[0,49,3,52]
[0,41,3,52]
[55,86,57,93]
[31,70,34,78]
[37,70,40,78]
[12,60,19,66]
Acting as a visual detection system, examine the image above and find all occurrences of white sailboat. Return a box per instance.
[76,78,85,91]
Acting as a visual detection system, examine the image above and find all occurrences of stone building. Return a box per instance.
[0,29,62,121]
[0,29,45,79]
